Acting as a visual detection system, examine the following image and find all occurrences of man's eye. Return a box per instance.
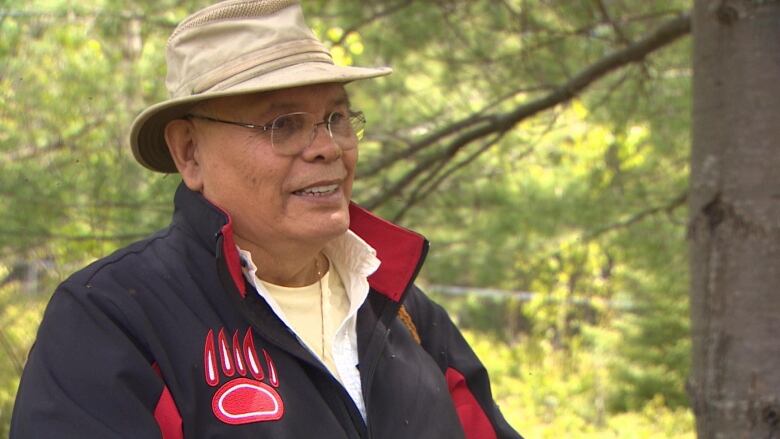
[328,111,347,126]
[272,115,291,130]
[272,114,303,132]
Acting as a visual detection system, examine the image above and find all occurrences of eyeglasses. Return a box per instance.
[184,110,366,156]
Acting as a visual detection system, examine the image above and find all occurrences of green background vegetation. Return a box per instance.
[1,0,694,436]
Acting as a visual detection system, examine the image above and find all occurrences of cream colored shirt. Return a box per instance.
[259,266,349,375]
[237,230,380,420]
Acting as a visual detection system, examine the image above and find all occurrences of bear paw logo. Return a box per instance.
[204,328,284,425]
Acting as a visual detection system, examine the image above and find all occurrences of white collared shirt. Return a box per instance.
[237,230,381,421]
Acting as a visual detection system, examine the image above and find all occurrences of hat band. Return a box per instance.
[185,39,333,96]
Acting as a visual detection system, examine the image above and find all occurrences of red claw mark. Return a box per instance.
[204,329,219,387]
[204,328,284,424]
[232,331,246,376]
[263,349,278,388]
[218,329,234,377]
[244,330,264,381]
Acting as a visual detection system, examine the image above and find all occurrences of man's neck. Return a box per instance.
[233,235,330,287]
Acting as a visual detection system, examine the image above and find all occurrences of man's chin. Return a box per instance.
[297,212,350,242]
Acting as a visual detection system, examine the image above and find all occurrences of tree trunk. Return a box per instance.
[689,1,780,438]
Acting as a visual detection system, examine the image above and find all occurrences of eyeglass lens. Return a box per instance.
[270,111,364,155]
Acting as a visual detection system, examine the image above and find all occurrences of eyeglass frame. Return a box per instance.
[183,110,366,156]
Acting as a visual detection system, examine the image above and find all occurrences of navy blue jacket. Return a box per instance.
[12,183,522,438]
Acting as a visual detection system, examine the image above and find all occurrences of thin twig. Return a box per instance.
[1,118,105,162]
[581,191,688,241]
[593,0,632,45]
[334,0,415,46]
[0,229,152,242]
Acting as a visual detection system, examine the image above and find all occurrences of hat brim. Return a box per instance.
[130,62,392,173]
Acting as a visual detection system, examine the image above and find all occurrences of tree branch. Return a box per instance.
[390,106,561,222]
[362,113,510,210]
[582,191,688,241]
[1,118,105,162]
[334,0,416,46]
[363,12,692,209]
[498,13,690,129]
[0,229,151,242]
[531,191,689,266]
[391,134,515,223]
[358,113,495,178]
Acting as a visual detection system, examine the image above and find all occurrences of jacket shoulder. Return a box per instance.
[63,227,174,290]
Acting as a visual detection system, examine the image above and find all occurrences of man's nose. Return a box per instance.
[302,122,341,161]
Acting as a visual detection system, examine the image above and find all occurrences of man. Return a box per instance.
[11,1,522,438]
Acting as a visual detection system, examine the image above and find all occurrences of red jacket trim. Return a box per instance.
[203,198,246,297]
[445,367,497,439]
[348,203,427,302]
[152,363,184,439]
[210,198,426,303]
[220,219,247,297]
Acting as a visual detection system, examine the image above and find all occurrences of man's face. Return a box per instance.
[189,83,358,251]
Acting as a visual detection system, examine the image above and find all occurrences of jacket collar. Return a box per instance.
[171,182,428,302]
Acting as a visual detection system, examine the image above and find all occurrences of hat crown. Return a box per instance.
[169,0,298,43]
[165,0,330,99]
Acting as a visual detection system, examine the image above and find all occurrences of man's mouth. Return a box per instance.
[292,184,340,197]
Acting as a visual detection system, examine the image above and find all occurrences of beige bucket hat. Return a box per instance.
[129,0,392,173]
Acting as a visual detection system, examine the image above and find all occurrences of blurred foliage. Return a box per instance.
[465,328,694,438]
[1,0,694,435]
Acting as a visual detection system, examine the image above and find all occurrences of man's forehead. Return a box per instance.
[205,83,350,114]
[266,91,351,112]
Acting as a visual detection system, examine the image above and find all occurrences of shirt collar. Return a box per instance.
[236,230,381,288]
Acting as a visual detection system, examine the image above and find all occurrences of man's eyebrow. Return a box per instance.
[263,93,351,115]
[264,102,299,113]
[331,94,351,107]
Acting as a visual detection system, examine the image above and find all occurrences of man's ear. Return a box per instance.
[165,118,204,192]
